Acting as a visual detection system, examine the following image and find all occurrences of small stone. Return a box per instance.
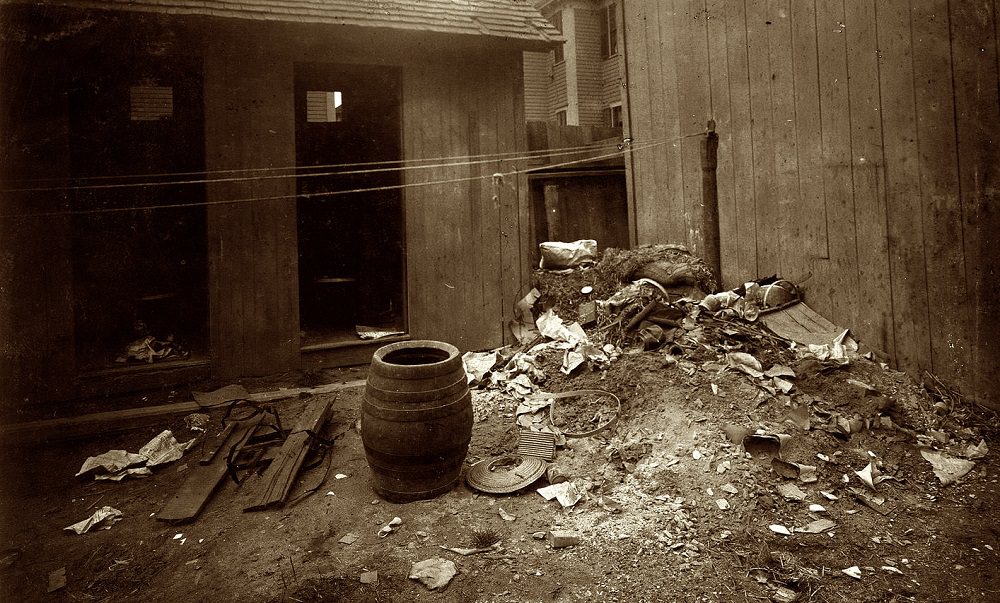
[532,531,546,540]
[409,558,456,591]
[548,530,581,548]
[360,571,378,584]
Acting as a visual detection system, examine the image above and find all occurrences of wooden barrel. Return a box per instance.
[361,340,472,502]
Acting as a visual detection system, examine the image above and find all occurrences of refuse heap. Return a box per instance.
[460,242,992,601]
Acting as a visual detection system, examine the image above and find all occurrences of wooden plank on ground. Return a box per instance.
[762,302,845,347]
[0,380,364,446]
[157,415,263,523]
[244,397,332,511]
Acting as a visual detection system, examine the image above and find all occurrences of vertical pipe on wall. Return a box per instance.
[702,119,721,290]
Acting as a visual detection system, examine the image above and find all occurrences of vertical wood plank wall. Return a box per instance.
[622,0,999,407]
[403,48,531,352]
[204,32,300,379]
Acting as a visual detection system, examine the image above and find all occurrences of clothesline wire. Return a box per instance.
[2,138,642,192]
[0,135,698,219]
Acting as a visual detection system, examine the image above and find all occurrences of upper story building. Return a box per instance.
[524,0,625,128]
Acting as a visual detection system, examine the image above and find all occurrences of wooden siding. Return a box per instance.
[549,60,568,116]
[623,0,1000,408]
[523,50,551,121]
[0,33,76,404]
[574,6,605,127]
[204,33,300,379]
[402,48,532,351]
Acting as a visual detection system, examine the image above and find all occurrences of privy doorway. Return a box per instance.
[294,63,406,347]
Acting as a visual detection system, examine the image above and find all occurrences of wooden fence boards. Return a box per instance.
[621,0,996,406]
[723,0,759,282]
[673,0,712,256]
[843,0,894,359]
[949,0,1000,406]
[910,1,970,386]
[765,0,800,282]
[649,1,683,244]
[875,0,933,376]
[815,0,859,331]
[789,0,830,267]
[705,0,737,288]
[744,0,779,279]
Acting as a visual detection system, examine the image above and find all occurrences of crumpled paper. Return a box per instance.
[462,350,498,384]
[76,451,146,477]
[76,430,195,480]
[64,506,123,534]
[139,430,195,467]
[536,309,588,345]
[537,481,582,508]
[921,449,975,486]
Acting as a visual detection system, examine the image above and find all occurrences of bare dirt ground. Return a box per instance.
[2,278,999,602]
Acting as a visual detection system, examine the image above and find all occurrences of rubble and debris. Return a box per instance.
[338,533,360,545]
[377,517,402,538]
[409,558,457,591]
[47,567,66,593]
[115,334,188,364]
[539,239,597,270]
[184,413,211,432]
[355,325,405,340]
[64,506,123,534]
[795,519,835,534]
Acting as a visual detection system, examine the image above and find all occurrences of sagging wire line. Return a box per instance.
[0,137,682,219]
[0,141,628,194]
[2,138,634,192]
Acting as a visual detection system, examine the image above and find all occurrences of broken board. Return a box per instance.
[156,415,262,523]
[243,398,332,511]
[760,302,844,347]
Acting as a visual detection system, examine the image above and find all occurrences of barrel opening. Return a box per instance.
[382,347,451,366]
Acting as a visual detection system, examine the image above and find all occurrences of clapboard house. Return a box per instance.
[0,0,560,404]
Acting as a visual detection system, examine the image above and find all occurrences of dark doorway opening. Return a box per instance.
[68,45,207,371]
[295,63,405,347]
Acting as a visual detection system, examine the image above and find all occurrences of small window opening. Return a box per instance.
[601,3,619,58]
[307,90,343,123]
[551,11,564,63]
[130,85,173,121]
